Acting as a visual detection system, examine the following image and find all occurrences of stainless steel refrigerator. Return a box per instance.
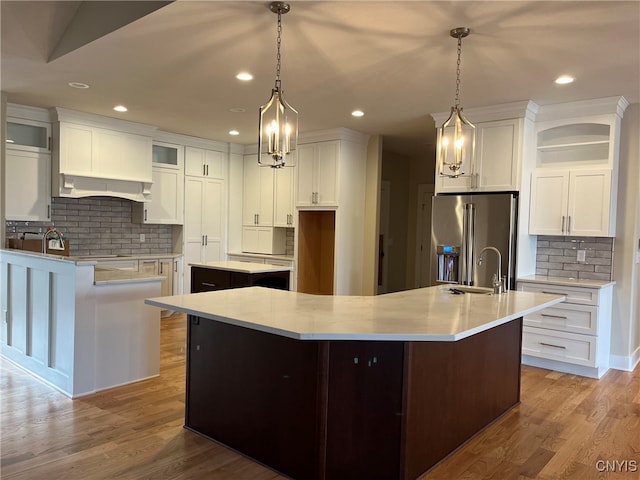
[430,193,518,290]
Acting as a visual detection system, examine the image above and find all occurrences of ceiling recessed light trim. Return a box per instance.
[351,110,364,117]
[68,82,89,89]
[236,72,253,81]
[555,75,575,85]
[229,130,240,136]
[113,105,128,112]
[229,107,247,113]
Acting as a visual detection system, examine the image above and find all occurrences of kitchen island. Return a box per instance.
[146,286,564,479]
[0,249,163,397]
[189,260,291,292]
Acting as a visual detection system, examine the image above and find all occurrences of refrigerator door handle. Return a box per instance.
[461,203,475,285]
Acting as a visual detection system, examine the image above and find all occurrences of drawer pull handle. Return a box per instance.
[540,342,566,349]
[542,290,569,296]
[202,282,217,287]
[541,313,568,319]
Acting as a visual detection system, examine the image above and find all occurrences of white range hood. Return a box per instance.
[51,107,157,202]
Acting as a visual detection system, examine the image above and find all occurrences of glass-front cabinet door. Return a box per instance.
[6,118,51,153]
[152,141,183,169]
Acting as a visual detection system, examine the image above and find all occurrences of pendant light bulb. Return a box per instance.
[438,27,475,178]
[258,2,298,168]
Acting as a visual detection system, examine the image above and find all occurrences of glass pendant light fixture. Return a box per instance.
[258,1,298,168]
[438,27,475,178]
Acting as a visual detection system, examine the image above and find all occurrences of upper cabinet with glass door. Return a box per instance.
[6,104,52,154]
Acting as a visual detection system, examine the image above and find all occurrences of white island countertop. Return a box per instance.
[145,286,565,341]
[189,260,292,273]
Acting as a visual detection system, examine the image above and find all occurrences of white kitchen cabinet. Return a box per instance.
[274,166,295,227]
[138,258,159,275]
[185,147,225,178]
[132,142,184,225]
[296,141,339,207]
[529,97,628,237]
[242,155,274,226]
[431,102,539,194]
[518,278,613,378]
[158,258,174,297]
[435,118,522,193]
[529,168,613,236]
[51,108,156,202]
[6,104,51,154]
[184,176,225,293]
[98,259,139,271]
[241,226,286,255]
[6,117,51,154]
[5,150,51,221]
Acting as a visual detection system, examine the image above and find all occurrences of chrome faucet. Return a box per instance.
[42,228,64,253]
[478,246,505,294]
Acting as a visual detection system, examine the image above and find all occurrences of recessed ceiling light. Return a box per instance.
[229,107,246,113]
[351,110,364,117]
[554,75,575,85]
[229,130,240,136]
[236,72,253,81]
[113,105,128,112]
[68,82,89,89]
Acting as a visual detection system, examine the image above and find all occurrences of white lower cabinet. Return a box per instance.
[518,279,613,378]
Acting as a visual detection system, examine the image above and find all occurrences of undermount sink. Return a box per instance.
[446,285,494,295]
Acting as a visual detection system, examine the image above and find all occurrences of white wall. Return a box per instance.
[1,92,6,249]
[227,145,244,254]
[612,102,640,370]
[362,135,382,295]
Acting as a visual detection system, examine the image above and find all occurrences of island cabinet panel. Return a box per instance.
[186,317,323,480]
[401,318,522,480]
[184,315,523,480]
[190,266,290,293]
[325,341,404,480]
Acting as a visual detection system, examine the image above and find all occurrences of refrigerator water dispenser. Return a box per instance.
[436,245,460,283]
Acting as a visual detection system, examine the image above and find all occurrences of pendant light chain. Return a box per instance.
[454,34,462,108]
[275,10,282,91]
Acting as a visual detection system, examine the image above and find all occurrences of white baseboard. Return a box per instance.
[609,346,640,372]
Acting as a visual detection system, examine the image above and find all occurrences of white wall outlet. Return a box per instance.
[139,233,145,243]
[577,249,586,262]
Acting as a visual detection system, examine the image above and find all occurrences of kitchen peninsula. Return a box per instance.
[146,286,565,479]
[0,248,163,397]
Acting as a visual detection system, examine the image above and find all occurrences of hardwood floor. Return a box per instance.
[1,313,638,480]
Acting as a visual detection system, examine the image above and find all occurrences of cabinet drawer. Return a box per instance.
[523,303,597,335]
[518,282,599,305]
[523,326,596,367]
[191,267,231,293]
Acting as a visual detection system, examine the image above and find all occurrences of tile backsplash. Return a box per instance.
[535,236,614,281]
[5,197,173,256]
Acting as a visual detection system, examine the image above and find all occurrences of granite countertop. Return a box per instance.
[517,274,615,289]
[94,267,164,285]
[189,260,293,273]
[145,285,565,342]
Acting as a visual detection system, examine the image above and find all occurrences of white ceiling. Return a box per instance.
[2,1,639,157]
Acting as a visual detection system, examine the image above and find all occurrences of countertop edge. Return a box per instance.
[517,275,615,289]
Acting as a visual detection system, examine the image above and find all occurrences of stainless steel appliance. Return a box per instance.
[430,193,518,290]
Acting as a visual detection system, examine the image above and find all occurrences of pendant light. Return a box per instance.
[438,27,475,178]
[258,1,298,168]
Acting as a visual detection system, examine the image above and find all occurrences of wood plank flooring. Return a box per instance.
[1,313,638,480]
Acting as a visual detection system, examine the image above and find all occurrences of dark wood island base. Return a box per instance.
[186,315,523,480]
